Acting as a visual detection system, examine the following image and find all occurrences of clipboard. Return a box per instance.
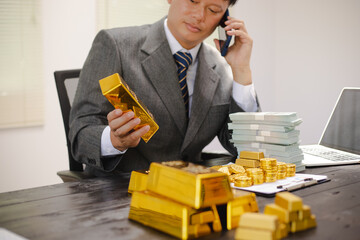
[232,173,330,197]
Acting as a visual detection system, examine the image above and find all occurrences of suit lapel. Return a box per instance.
[181,45,220,152]
[141,18,187,136]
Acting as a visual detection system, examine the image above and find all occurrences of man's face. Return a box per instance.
[167,0,229,50]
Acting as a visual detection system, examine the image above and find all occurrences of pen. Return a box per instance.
[276,178,316,190]
[285,179,317,191]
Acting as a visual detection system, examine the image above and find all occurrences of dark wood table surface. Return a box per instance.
[1,164,360,240]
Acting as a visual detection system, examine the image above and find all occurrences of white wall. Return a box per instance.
[0,0,359,193]
[233,0,360,144]
[0,0,96,193]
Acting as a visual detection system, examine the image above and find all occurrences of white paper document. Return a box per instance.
[231,173,329,197]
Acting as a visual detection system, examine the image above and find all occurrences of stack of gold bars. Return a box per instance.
[128,161,259,239]
[212,151,297,188]
[235,192,317,240]
[265,192,317,234]
[99,73,159,143]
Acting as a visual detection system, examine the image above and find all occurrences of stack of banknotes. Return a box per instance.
[228,112,305,172]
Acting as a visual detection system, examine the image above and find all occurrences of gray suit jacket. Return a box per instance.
[69,17,255,176]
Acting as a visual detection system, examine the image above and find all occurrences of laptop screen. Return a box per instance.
[320,88,360,155]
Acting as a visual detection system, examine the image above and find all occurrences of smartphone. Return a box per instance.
[218,9,232,57]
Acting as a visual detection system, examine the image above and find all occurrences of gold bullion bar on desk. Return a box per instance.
[128,170,149,193]
[147,161,233,209]
[99,73,159,143]
[239,151,265,160]
[226,190,259,230]
[129,190,213,239]
[235,158,260,168]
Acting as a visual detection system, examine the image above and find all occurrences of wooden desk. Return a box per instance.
[1,165,360,240]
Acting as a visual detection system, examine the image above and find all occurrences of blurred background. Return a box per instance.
[0,0,359,193]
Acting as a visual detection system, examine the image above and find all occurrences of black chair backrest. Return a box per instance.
[54,69,83,171]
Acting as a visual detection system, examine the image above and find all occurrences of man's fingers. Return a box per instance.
[107,109,122,122]
[107,109,151,150]
[114,117,141,137]
[117,125,151,149]
[225,17,248,33]
[127,125,150,144]
[225,22,248,34]
[227,29,253,44]
[108,110,135,131]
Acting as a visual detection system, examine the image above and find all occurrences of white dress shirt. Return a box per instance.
[100,19,258,156]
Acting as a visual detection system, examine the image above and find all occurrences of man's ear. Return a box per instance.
[167,0,172,4]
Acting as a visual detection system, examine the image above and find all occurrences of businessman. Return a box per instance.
[69,0,259,176]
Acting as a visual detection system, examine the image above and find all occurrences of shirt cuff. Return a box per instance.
[101,126,127,157]
[232,82,258,112]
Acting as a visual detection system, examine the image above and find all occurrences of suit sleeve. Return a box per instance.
[68,30,124,172]
[217,90,261,158]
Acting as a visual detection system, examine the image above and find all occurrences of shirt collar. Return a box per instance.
[164,18,201,63]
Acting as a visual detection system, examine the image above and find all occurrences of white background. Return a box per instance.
[0,0,359,193]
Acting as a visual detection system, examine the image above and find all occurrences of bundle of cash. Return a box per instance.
[128,161,260,239]
[229,112,305,172]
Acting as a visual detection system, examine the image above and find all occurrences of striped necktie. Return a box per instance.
[174,51,193,117]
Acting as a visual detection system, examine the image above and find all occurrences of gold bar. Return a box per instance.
[276,223,288,239]
[226,190,259,230]
[129,191,212,239]
[99,73,159,143]
[235,227,276,240]
[235,158,260,168]
[227,202,245,230]
[188,224,211,238]
[147,161,233,209]
[238,213,279,232]
[264,203,298,223]
[190,210,215,225]
[274,192,303,212]
[298,204,311,220]
[290,219,306,233]
[304,214,317,229]
[211,205,222,232]
[239,151,265,160]
[128,170,148,193]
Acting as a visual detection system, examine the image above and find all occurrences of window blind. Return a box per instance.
[0,0,43,128]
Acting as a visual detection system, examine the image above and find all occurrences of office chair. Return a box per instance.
[54,69,92,182]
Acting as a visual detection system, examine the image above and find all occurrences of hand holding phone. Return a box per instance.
[216,11,254,86]
[218,9,232,57]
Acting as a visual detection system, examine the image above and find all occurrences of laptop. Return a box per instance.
[301,87,360,167]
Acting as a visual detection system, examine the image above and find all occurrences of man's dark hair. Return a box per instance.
[228,0,238,6]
